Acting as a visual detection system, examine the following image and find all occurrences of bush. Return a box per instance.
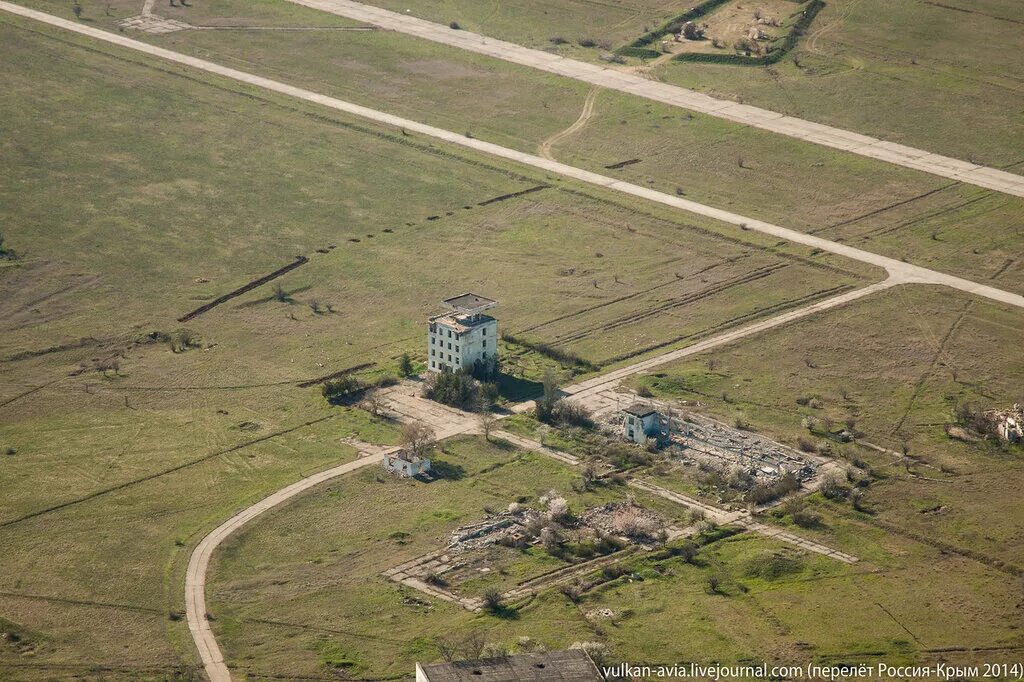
[169,329,202,353]
[423,369,482,411]
[0,233,15,260]
[425,572,448,587]
[322,375,363,404]
[611,507,660,540]
[676,540,699,564]
[552,401,594,428]
[820,472,848,500]
[602,442,651,469]
[792,508,821,528]
[549,36,568,45]
[706,574,723,594]
[560,583,582,603]
[579,37,597,47]
[797,436,818,453]
[448,21,461,29]
[745,552,803,580]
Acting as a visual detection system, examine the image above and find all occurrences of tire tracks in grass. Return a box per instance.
[889,296,972,437]
[600,284,854,365]
[548,264,790,347]
[537,87,599,162]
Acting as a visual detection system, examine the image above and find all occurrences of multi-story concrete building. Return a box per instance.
[427,293,498,375]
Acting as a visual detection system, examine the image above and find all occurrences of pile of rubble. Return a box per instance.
[580,501,667,543]
[447,506,538,552]
[982,404,1024,443]
[673,413,817,485]
[597,405,817,486]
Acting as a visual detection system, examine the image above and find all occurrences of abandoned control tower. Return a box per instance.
[427,293,498,374]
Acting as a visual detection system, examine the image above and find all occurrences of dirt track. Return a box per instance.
[537,87,598,161]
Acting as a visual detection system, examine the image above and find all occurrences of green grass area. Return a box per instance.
[206,435,606,679]
[1,1,1022,679]
[209,448,1024,678]
[0,16,883,375]
[653,0,1024,168]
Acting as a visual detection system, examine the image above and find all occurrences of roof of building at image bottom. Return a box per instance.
[418,650,604,682]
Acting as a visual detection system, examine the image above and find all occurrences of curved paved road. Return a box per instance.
[185,452,390,682]
[285,0,1024,199]
[3,1,1023,312]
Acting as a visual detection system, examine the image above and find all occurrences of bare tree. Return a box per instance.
[401,422,435,458]
[434,636,459,663]
[272,282,289,302]
[361,388,384,417]
[460,631,487,660]
[478,410,497,441]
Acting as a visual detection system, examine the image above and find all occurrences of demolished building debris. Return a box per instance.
[983,404,1024,443]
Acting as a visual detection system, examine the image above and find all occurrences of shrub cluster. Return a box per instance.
[322,375,364,405]
[423,369,497,412]
[745,472,800,505]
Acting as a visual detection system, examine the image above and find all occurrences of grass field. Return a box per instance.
[206,435,686,679]
[0,12,885,678]
[340,0,682,54]
[1,1,1022,680]
[344,0,1024,168]
[627,285,1024,568]
[20,0,1023,296]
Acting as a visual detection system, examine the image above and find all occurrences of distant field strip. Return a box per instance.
[4,1,1024,319]
[281,0,1024,198]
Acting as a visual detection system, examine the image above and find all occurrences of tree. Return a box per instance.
[706,574,723,594]
[72,1,82,18]
[424,369,479,410]
[401,422,435,458]
[478,410,497,441]
[399,353,414,377]
[322,375,362,404]
[460,631,486,660]
[361,388,384,417]
[272,282,288,302]
[535,370,560,423]
[434,636,459,663]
